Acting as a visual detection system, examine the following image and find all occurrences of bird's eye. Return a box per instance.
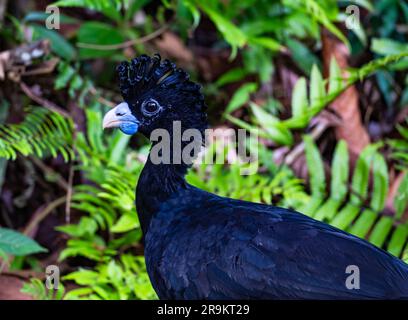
[141,99,161,116]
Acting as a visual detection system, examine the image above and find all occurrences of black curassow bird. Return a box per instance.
[102,54,408,299]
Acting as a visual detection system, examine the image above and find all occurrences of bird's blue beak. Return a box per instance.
[102,102,139,135]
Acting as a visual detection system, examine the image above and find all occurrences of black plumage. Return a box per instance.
[103,54,408,299]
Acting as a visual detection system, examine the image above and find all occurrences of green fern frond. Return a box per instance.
[21,278,65,300]
[387,119,408,220]
[0,108,74,161]
[62,254,156,300]
[388,118,408,170]
[300,136,408,258]
[227,53,408,146]
[186,140,308,208]
[350,52,408,83]
[286,0,349,47]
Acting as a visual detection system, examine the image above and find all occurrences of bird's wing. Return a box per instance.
[204,201,408,299]
[157,196,408,299]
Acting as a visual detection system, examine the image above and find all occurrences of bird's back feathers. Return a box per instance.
[144,186,408,299]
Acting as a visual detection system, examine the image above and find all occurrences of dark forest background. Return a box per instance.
[0,0,407,299]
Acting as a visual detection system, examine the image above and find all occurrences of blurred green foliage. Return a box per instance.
[0,0,407,300]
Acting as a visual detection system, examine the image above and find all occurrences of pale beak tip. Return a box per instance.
[102,106,119,130]
[102,120,109,129]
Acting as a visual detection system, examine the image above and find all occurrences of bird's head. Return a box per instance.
[103,54,207,140]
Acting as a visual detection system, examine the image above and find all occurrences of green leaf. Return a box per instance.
[370,153,389,212]
[353,53,408,82]
[111,214,139,233]
[305,0,350,48]
[21,279,47,300]
[77,21,125,59]
[125,0,151,22]
[350,144,379,204]
[0,228,47,256]
[331,203,360,230]
[397,123,408,140]
[108,132,131,164]
[369,216,393,248]
[107,260,123,284]
[224,114,270,140]
[388,225,408,258]
[310,64,325,106]
[241,18,282,37]
[286,38,321,75]
[31,25,76,60]
[63,287,94,300]
[52,0,122,22]
[304,135,325,197]
[349,209,377,238]
[56,217,98,238]
[313,198,342,221]
[225,83,257,114]
[371,38,408,56]
[86,109,105,152]
[21,279,65,300]
[394,171,408,219]
[59,240,105,261]
[248,37,282,52]
[197,2,247,56]
[24,11,79,24]
[291,77,308,119]
[178,0,201,29]
[250,103,293,145]
[215,68,248,87]
[55,62,76,90]
[328,57,343,95]
[330,140,349,201]
[63,269,99,285]
[298,196,323,217]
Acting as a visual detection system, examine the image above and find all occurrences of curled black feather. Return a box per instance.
[116,54,199,100]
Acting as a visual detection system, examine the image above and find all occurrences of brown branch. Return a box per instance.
[23,196,67,237]
[30,156,69,191]
[89,86,116,108]
[22,58,59,77]
[285,119,331,166]
[76,25,169,50]
[1,270,44,281]
[20,82,71,118]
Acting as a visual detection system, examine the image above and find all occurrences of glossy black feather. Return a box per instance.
[141,178,408,299]
[136,161,408,300]
[116,55,408,300]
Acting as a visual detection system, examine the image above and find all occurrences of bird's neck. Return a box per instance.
[135,152,190,235]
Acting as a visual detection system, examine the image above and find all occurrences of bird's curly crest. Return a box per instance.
[116,54,202,101]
